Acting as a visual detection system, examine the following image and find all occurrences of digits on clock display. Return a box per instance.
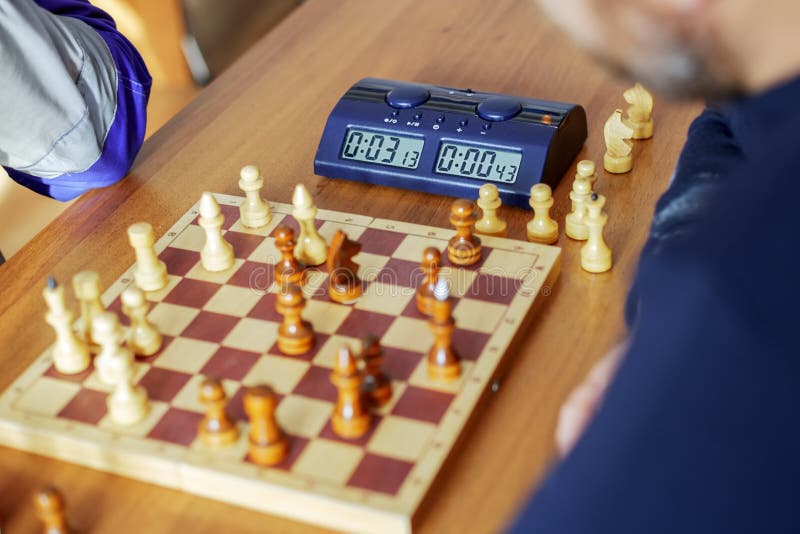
[341,128,424,169]
[435,142,521,183]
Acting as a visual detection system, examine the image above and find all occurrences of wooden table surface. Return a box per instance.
[0,0,701,531]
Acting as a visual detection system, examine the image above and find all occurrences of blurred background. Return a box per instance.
[0,0,302,262]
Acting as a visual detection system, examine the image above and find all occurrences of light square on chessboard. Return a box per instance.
[147,302,200,337]
[154,337,218,374]
[439,267,478,298]
[318,221,367,243]
[247,236,280,264]
[169,224,206,252]
[303,299,352,334]
[184,258,245,285]
[203,285,262,317]
[407,358,475,394]
[228,209,287,236]
[241,354,311,394]
[391,235,448,263]
[97,400,170,437]
[354,281,414,316]
[366,415,436,463]
[353,252,391,282]
[274,395,331,438]
[312,335,362,369]
[83,362,150,393]
[291,439,364,485]
[143,275,182,303]
[479,249,538,280]
[221,317,279,354]
[452,298,506,333]
[382,316,433,353]
[13,377,80,416]
[170,374,240,414]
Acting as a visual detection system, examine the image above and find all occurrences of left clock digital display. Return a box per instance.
[340,128,424,169]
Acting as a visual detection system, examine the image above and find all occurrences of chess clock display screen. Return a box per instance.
[340,128,424,169]
[435,142,522,184]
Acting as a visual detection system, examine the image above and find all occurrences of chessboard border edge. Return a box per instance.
[0,412,413,534]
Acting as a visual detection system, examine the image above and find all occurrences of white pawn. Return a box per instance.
[43,277,90,375]
[292,184,327,266]
[526,183,559,244]
[199,192,235,272]
[127,222,168,292]
[475,184,508,237]
[581,193,613,273]
[72,270,105,345]
[121,287,162,356]
[575,159,597,187]
[92,312,128,385]
[107,349,149,426]
[565,177,592,240]
[238,165,271,229]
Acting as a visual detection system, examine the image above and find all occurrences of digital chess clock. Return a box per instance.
[314,78,587,208]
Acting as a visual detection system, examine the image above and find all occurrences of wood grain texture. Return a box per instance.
[0,0,701,532]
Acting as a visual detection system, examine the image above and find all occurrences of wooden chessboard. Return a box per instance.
[0,194,560,534]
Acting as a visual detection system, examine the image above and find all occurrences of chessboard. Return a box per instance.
[0,193,560,534]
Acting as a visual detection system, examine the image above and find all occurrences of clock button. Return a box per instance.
[476,97,523,122]
[386,85,431,109]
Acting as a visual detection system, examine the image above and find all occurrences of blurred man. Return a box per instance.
[0,0,150,202]
[512,1,800,532]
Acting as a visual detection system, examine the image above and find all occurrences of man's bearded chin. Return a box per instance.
[588,45,741,101]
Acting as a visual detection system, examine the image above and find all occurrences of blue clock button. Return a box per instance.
[386,85,431,109]
[476,97,523,122]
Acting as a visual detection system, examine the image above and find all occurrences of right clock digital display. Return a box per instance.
[434,141,522,184]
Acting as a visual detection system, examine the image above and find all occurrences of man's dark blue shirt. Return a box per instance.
[512,77,800,533]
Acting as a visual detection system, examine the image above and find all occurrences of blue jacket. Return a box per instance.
[511,77,800,533]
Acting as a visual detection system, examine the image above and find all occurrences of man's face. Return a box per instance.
[537,0,737,98]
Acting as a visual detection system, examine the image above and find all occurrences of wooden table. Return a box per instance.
[0,0,701,531]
